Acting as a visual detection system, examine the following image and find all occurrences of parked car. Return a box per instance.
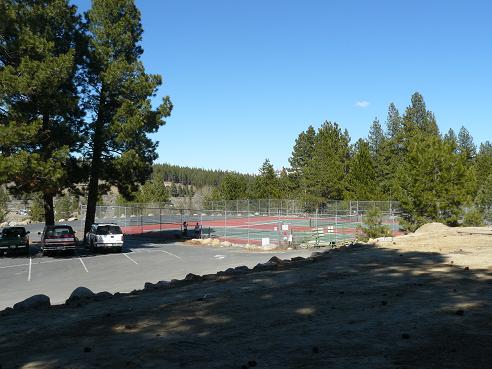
[39,225,77,255]
[86,223,124,253]
[0,227,30,255]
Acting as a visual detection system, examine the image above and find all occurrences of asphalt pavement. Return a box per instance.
[0,235,318,310]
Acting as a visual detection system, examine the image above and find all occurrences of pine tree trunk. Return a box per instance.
[43,193,55,225]
[84,89,107,239]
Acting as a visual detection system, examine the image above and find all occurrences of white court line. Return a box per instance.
[79,257,89,273]
[28,257,32,281]
[159,250,182,260]
[123,253,138,265]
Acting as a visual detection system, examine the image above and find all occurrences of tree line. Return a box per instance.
[210,93,492,230]
[0,0,171,234]
[152,163,253,188]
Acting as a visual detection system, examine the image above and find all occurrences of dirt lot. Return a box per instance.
[1,223,492,369]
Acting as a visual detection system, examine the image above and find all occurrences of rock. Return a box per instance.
[290,256,305,263]
[13,294,50,311]
[253,262,276,271]
[144,282,155,290]
[234,265,250,273]
[0,221,9,227]
[66,287,95,304]
[67,217,78,222]
[58,219,66,223]
[8,221,17,226]
[184,273,202,282]
[268,256,283,264]
[95,291,113,300]
[147,213,154,217]
[156,280,171,288]
[221,241,232,247]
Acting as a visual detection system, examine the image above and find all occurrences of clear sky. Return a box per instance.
[73,0,491,174]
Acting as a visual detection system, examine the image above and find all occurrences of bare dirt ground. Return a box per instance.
[1,223,492,369]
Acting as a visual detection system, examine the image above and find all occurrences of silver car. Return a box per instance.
[86,223,124,253]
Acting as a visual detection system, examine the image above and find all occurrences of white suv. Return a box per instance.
[86,223,124,253]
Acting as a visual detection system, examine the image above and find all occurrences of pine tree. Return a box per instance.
[304,122,350,202]
[395,132,472,228]
[218,174,248,200]
[0,0,84,225]
[251,159,282,199]
[344,139,379,200]
[83,0,172,235]
[443,128,458,149]
[476,142,492,186]
[288,125,316,195]
[457,126,476,161]
[368,118,385,157]
[386,102,402,139]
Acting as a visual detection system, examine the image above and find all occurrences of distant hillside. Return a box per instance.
[152,163,254,188]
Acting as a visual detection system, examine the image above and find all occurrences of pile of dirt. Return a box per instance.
[414,222,452,235]
[185,238,233,247]
[374,223,492,267]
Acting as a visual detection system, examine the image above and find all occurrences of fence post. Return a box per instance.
[80,204,83,232]
[335,208,338,244]
[247,201,250,245]
[224,209,227,242]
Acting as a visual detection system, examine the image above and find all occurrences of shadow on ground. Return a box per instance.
[1,245,492,369]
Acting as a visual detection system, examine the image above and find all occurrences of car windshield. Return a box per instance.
[96,225,122,235]
[1,228,26,238]
[46,226,74,238]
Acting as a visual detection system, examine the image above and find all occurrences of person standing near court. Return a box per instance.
[182,221,188,237]
[194,222,201,238]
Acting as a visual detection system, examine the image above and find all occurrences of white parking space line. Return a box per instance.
[79,257,89,273]
[159,250,182,260]
[28,257,32,281]
[0,262,29,269]
[123,253,138,265]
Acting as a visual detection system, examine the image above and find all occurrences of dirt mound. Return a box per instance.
[414,222,450,235]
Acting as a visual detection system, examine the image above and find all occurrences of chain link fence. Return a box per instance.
[80,200,400,248]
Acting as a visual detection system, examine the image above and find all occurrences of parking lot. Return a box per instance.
[0,235,316,310]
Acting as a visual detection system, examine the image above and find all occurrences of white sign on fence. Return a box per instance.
[282,224,289,231]
[327,226,334,234]
[262,237,270,246]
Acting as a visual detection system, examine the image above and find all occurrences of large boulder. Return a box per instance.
[13,294,50,311]
[66,286,95,304]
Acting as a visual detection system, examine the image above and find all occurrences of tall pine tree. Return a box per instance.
[83,0,172,234]
[0,0,84,225]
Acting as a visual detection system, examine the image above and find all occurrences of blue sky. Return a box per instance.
[73,0,491,174]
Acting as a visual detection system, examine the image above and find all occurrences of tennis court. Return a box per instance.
[81,204,401,247]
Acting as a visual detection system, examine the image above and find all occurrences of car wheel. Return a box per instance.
[116,246,123,253]
[25,245,30,257]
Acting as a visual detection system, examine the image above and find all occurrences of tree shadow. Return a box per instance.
[2,245,492,368]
